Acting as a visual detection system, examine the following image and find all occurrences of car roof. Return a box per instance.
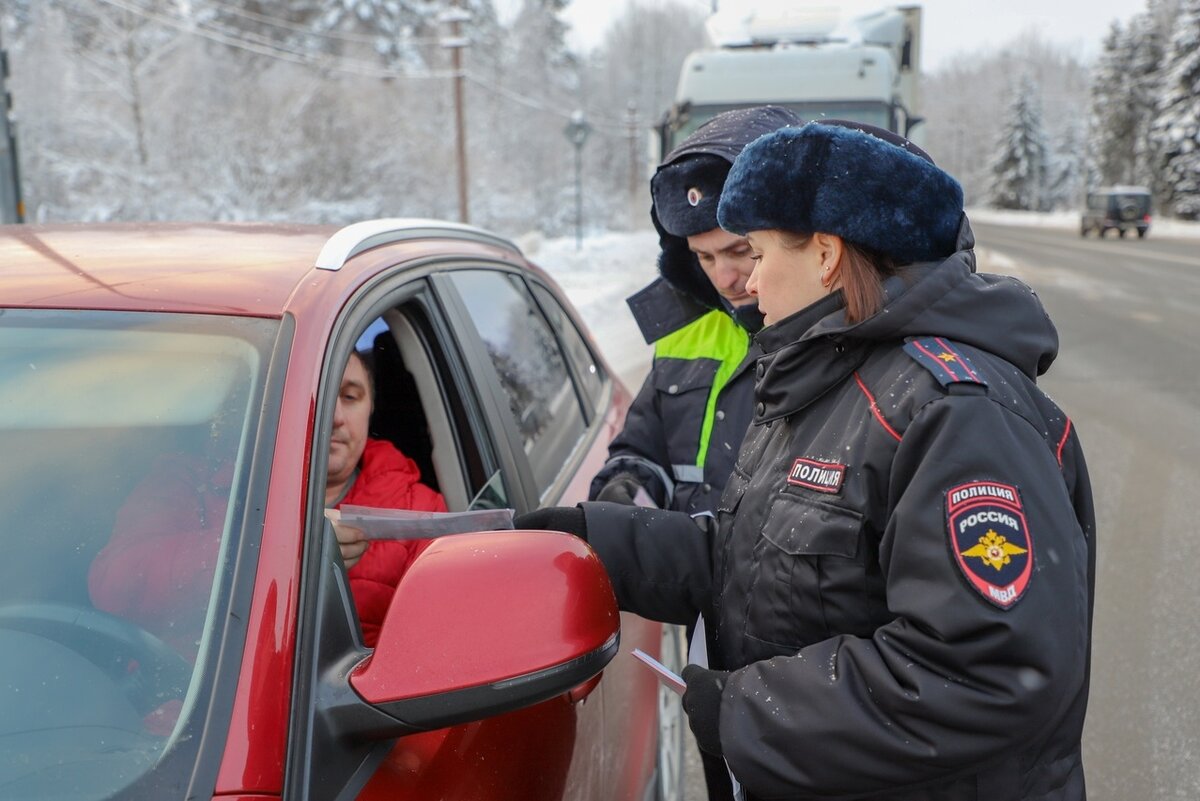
[0,221,527,317]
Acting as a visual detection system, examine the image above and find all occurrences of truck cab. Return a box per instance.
[658,4,923,158]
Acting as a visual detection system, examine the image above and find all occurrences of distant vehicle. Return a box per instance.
[1081,186,1152,238]
[0,219,685,801]
[657,3,924,159]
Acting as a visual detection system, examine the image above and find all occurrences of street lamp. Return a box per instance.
[438,5,471,224]
[563,109,593,251]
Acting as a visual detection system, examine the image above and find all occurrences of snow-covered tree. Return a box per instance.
[1046,117,1087,210]
[922,30,1090,206]
[988,75,1049,210]
[1149,0,1200,219]
[1086,21,1139,186]
[573,1,707,229]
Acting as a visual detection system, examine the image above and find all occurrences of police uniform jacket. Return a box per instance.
[583,220,1096,801]
[591,305,758,515]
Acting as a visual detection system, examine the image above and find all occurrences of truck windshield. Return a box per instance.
[669,102,894,149]
[0,309,278,800]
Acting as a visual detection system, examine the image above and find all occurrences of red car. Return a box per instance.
[0,220,686,801]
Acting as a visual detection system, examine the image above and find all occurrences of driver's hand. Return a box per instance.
[333,522,368,569]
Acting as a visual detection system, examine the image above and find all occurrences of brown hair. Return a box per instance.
[779,232,898,324]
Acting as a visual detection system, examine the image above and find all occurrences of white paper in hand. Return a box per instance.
[631,648,686,696]
[325,505,514,540]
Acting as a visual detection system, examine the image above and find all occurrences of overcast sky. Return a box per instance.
[547,0,1146,72]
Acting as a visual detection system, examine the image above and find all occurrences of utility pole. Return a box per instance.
[439,5,471,224]
[0,27,23,223]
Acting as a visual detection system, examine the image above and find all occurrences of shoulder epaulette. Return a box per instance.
[902,336,988,388]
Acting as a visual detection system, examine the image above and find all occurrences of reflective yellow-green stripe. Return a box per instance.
[654,310,749,468]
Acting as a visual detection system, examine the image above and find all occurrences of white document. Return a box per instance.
[325,505,514,540]
[688,614,745,801]
[631,648,686,696]
[689,613,709,667]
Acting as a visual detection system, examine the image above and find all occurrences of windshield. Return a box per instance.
[0,310,278,800]
[669,101,894,149]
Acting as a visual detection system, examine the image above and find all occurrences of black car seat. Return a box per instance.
[368,331,439,492]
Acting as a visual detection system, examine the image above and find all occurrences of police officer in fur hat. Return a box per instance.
[588,105,800,801]
[589,105,800,516]
[523,121,1096,801]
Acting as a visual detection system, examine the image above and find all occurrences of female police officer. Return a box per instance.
[518,121,1095,801]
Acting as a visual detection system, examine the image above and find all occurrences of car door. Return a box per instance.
[285,256,622,801]
[437,264,662,801]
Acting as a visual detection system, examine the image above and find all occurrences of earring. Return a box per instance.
[820,267,833,288]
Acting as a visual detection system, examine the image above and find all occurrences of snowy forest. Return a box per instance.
[2,0,1199,232]
[924,0,1200,218]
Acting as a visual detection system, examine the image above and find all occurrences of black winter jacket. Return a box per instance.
[584,219,1096,801]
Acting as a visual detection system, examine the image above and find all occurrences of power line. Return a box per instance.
[198,0,447,46]
[92,0,455,80]
[91,0,639,137]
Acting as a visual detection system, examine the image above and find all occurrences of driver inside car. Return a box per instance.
[88,350,446,700]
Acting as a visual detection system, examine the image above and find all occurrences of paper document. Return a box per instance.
[631,648,686,696]
[325,505,515,540]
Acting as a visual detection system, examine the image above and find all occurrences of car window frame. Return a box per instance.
[527,277,609,425]
[432,263,608,506]
[287,258,552,801]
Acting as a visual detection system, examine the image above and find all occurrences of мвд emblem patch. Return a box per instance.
[946,481,1032,609]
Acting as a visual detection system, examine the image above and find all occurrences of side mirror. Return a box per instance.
[330,530,619,738]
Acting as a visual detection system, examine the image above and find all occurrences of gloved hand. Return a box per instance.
[595,472,644,506]
[682,664,730,757]
[513,506,588,541]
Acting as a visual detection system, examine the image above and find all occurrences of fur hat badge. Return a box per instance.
[717,122,964,265]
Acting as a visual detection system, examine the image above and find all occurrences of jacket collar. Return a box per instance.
[752,292,870,423]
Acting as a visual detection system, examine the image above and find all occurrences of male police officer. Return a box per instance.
[589,106,800,516]
[588,106,800,801]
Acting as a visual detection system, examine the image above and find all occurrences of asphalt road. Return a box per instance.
[972,220,1200,801]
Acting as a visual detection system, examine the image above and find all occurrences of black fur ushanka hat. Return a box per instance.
[650,106,803,311]
[718,122,964,265]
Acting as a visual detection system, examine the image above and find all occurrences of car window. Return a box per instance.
[530,281,605,414]
[0,310,277,799]
[447,270,587,495]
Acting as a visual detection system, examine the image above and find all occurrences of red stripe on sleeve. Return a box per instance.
[1056,418,1073,467]
[854,372,903,442]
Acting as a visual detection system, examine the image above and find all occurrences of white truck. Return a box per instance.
[657,3,924,157]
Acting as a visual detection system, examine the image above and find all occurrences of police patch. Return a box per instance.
[787,457,845,493]
[946,481,1032,609]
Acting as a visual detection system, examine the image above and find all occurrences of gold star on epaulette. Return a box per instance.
[937,351,958,362]
[962,529,1027,571]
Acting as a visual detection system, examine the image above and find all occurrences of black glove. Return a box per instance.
[513,506,588,541]
[682,664,730,757]
[595,472,643,506]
